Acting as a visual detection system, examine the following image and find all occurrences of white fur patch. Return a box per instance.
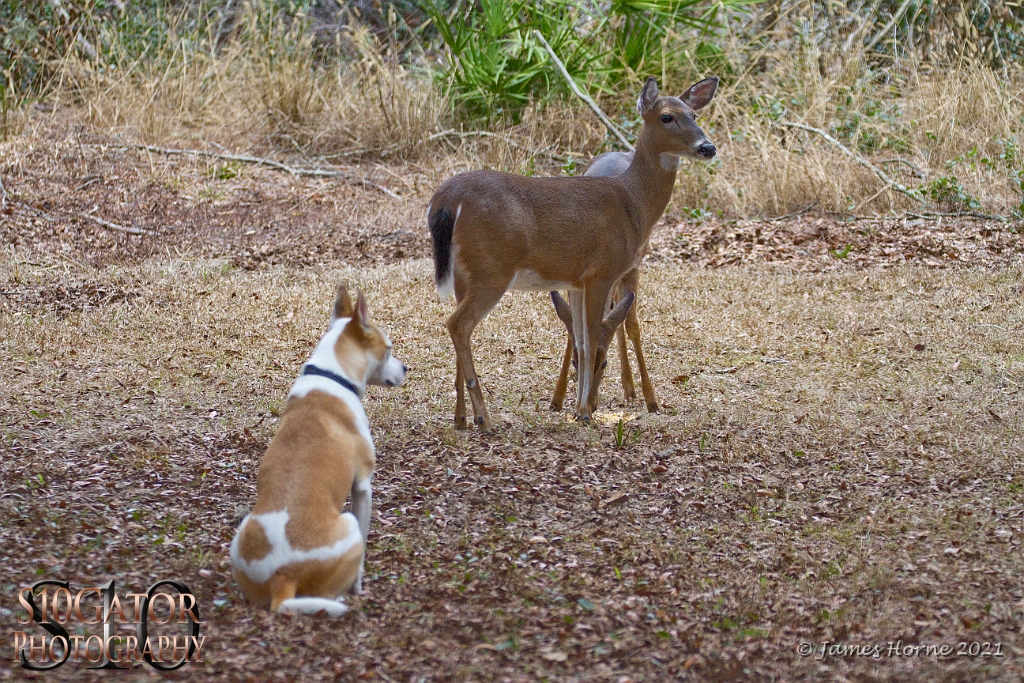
[509,269,571,293]
[437,244,458,301]
[287,317,375,451]
[230,509,363,585]
[354,477,371,493]
[660,153,681,171]
[277,597,348,617]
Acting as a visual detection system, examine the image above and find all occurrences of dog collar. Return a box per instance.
[301,365,363,398]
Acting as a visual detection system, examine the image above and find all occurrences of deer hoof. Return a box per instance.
[550,401,563,412]
[455,415,469,430]
[646,401,660,413]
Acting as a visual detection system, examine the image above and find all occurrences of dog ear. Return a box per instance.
[332,284,354,322]
[353,291,370,330]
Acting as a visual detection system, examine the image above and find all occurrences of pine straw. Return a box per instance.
[1,249,1022,681]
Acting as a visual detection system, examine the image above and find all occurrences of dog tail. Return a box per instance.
[277,597,348,618]
[428,204,457,301]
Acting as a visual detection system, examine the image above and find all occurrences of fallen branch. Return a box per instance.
[533,30,634,151]
[108,144,401,199]
[826,210,1012,223]
[906,210,1010,222]
[865,0,914,53]
[879,157,926,179]
[77,212,149,235]
[427,129,578,163]
[780,121,924,203]
[756,200,819,223]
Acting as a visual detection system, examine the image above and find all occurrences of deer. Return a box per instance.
[427,76,718,431]
[549,149,663,416]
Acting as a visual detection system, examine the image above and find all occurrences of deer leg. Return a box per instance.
[446,288,504,432]
[569,290,587,419]
[617,324,636,401]
[454,358,469,429]
[452,275,470,429]
[551,335,573,412]
[578,283,613,424]
[624,299,659,413]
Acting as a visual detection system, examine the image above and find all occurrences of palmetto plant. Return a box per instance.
[423,0,603,121]
[421,0,744,122]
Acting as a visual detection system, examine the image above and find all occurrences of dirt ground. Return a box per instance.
[2,125,1023,682]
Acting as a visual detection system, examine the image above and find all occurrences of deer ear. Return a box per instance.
[636,77,659,115]
[353,291,370,330]
[681,77,718,111]
[550,291,574,334]
[332,284,354,322]
[601,291,634,343]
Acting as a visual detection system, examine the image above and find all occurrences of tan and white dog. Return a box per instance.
[230,285,406,617]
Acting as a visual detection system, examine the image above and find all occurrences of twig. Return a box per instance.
[756,200,819,223]
[879,158,926,179]
[107,144,401,199]
[865,0,914,53]
[828,210,1013,223]
[0,173,7,208]
[906,211,1010,222]
[533,30,634,151]
[77,212,149,235]
[780,121,924,203]
[426,129,576,163]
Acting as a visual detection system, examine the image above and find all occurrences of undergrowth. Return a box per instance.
[1,0,1022,217]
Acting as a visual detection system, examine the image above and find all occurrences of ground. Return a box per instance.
[1,124,1023,682]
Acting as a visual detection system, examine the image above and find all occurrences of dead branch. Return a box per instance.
[879,158,926,179]
[110,144,401,199]
[906,211,1011,222]
[780,121,924,203]
[426,129,578,163]
[756,200,819,223]
[826,210,1012,223]
[865,0,914,53]
[77,212,150,235]
[533,30,634,152]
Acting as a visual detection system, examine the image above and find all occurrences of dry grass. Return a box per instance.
[1,246,1022,680]
[16,6,1019,219]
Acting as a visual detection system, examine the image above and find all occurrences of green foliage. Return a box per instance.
[920,176,981,210]
[422,0,604,121]
[421,0,753,122]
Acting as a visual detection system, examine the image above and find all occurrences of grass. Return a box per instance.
[1,242,1022,679]
[1,3,1023,679]
[3,2,1023,216]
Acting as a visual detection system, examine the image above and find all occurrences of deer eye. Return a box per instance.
[600,360,608,370]
[660,114,673,123]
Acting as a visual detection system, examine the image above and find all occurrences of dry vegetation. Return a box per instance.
[2,0,1024,680]
[1,132,1023,680]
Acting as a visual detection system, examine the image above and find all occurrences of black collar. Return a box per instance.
[301,364,362,398]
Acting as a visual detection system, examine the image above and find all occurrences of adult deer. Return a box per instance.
[428,76,718,431]
[549,150,662,415]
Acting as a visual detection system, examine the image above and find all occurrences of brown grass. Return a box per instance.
[1,244,1021,680]
[21,9,1021,219]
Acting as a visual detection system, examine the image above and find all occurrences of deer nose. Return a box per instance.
[697,141,716,158]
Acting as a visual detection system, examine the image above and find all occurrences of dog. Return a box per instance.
[230,285,406,617]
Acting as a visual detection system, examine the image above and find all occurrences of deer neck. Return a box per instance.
[618,132,679,238]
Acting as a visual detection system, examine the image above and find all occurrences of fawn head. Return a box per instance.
[636,76,719,160]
